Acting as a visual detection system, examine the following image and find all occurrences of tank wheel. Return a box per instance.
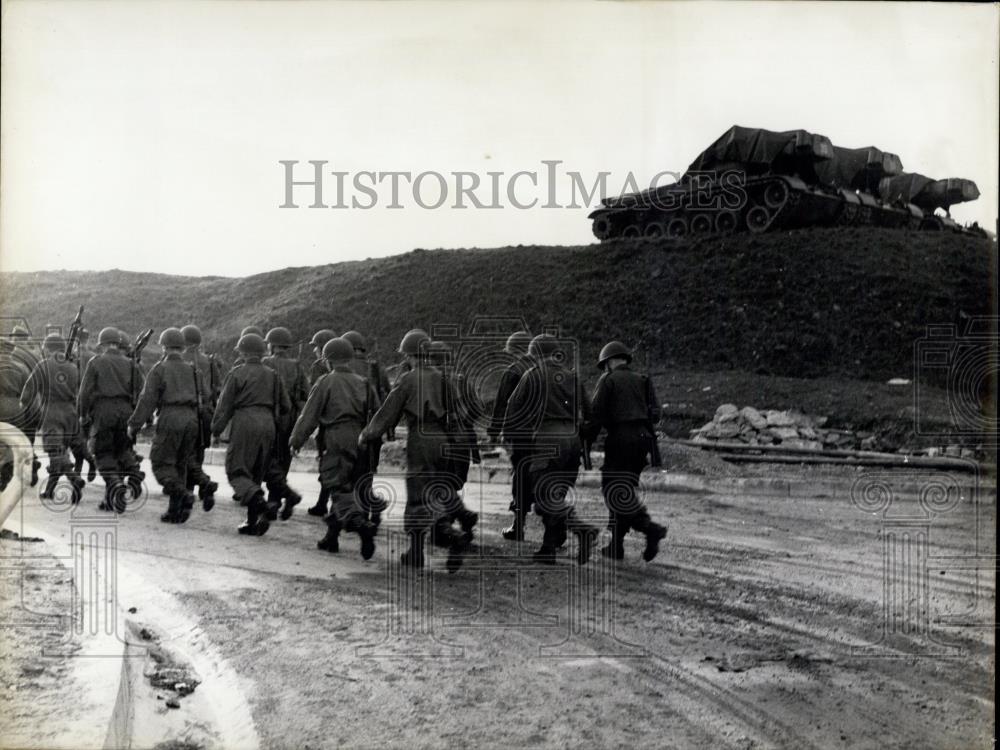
[745,205,772,233]
[690,214,713,235]
[763,181,789,209]
[666,217,688,239]
[592,216,616,240]
[622,225,642,239]
[644,223,664,238]
[715,211,738,234]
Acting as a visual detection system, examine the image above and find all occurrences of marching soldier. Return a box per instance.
[231,326,265,370]
[9,325,42,486]
[211,333,290,536]
[505,334,599,565]
[358,330,468,571]
[428,340,480,542]
[305,328,336,517]
[262,326,309,519]
[78,326,146,512]
[0,338,31,490]
[181,324,221,506]
[343,329,390,526]
[291,337,380,559]
[487,330,534,541]
[128,328,210,523]
[587,341,668,562]
[20,333,88,502]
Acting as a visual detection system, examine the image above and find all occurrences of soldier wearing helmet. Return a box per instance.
[342,329,392,525]
[78,326,146,512]
[587,341,668,562]
[504,334,600,565]
[180,324,222,506]
[290,337,381,559]
[301,328,338,517]
[358,329,469,571]
[18,333,88,503]
[487,330,535,541]
[260,326,309,520]
[128,328,211,524]
[428,340,480,542]
[211,333,290,536]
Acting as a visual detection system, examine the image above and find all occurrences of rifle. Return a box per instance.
[369,337,394,440]
[65,305,84,363]
[129,329,154,408]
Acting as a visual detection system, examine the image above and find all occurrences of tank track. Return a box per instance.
[590,176,974,241]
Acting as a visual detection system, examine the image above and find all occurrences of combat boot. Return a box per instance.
[307,487,330,517]
[127,472,144,500]
[280,488,302,521]
[70,476,86,505]
[86,458,97,483]
[532,545,557,565]
[356,520,377,561]
[642,523,668,562]
[317,515,341,553]
[39,473,60,500]
[264,489,282,521]
[160,492,183,523]
[30,457,40,487]
[601,520,627,560]
[110,481,129,514]
[457,508,478,544]
[199,480,218,512]
[399,532,426,569]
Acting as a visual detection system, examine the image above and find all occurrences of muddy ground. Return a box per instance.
[4,450,993,749]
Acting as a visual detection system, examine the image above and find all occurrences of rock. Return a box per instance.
[944,445,961,457]
[166,698,181,709]
[715,404,740,422]
[705,422,741,440]
[814,416,829,427]
[860,437,877,451]
[769,427,800,441]
[887,378,911,386]
[765,410,795,427]
[798,426,817,440]
[925,447,941,457]
[960,448,975,459]
[740,406,767,430]
[780,439,824,451]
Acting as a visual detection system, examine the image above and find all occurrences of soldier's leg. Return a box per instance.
[69,428,96,483]
[503,447,531,541]
[401,474,430,568]
[308,426,330,517]
[90,416,125,511]
[22,424,40,487]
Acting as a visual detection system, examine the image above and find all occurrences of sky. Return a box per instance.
[1,0,998,277]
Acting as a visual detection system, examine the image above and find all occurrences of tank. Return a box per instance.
[589,126,983,240]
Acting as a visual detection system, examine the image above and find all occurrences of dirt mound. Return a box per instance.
[1,227,992,384]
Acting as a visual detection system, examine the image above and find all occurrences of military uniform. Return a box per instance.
[347,352,391,523]
[588,351,668,561]
[10,335,42,484]
[291,342,380,558]
[182,345,222,499]
[20,344,88,501]
[78,344,145,511]
[505,336,599,564]
[261,350,309,513]
[360,333,467,569]
[129,344,208,522]
[488,351,534,539]
[211,348,290,535]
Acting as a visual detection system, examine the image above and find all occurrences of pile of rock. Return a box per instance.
[690,404,865,450]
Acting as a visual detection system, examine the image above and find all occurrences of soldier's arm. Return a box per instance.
[128,365,162,432]
[77,359,96,418]
[296,365,310,407]
[278,377,291,417]
[289,381,323,451]
[502,369,537,441]
[211,372,236,436]
[487,367,519,439]
[360,375,409,442]
[587,373,611,439]
[18,365,41,411]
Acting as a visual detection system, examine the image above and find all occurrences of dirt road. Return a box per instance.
[5,456,995,749]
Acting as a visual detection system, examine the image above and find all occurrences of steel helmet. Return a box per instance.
[342,330,366,352]
[98,327,120,346]
[240,325,264,338]
[597,340,632,367]
[181,324,202,346]
[118,330,131,348]
[322,337,355,364]
[310,329,337,348]
[237,333,266,357]
[504,330,532,354]
[265,327,293,348]
[398,329,430,356]
[427,340,452,365]
[527,334,559,359]
[43,332,66,352]
[10,325,29,340]
[159,328,186,349]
